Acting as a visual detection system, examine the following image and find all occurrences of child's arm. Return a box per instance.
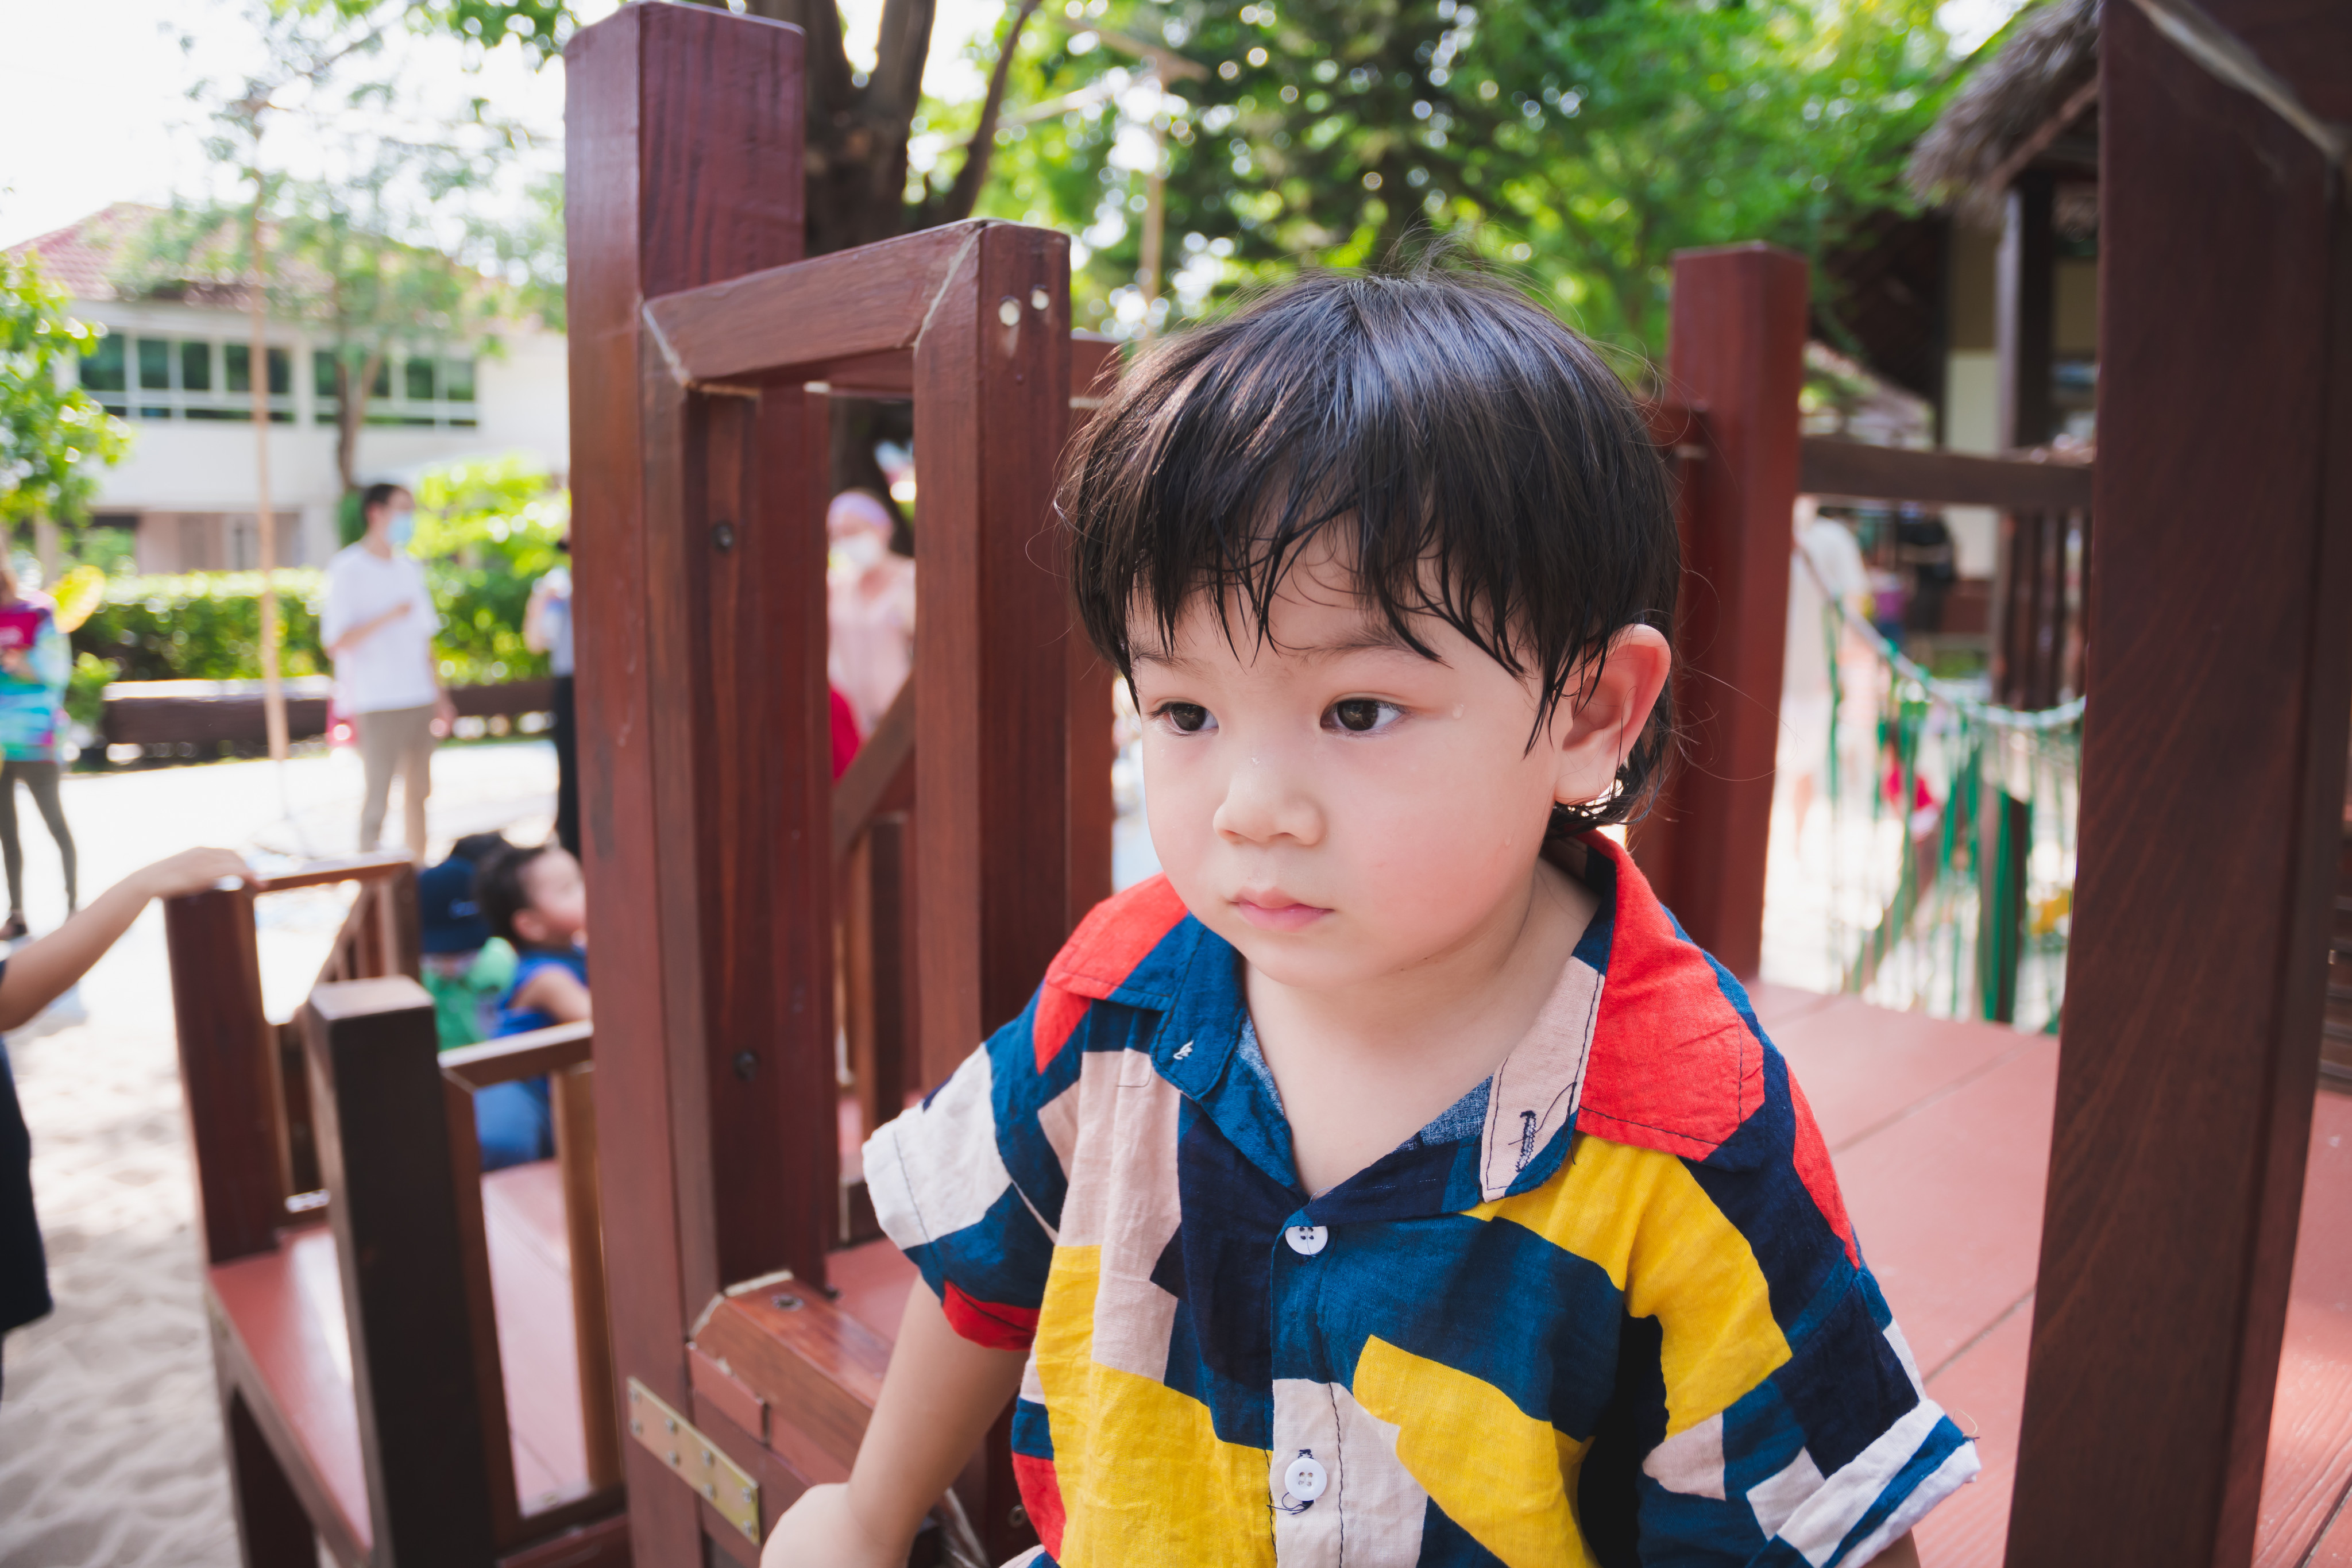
[0,847,249,1031]
[509,964,591,1026]
[761,1279,1027,1566]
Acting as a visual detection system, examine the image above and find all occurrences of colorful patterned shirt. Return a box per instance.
[864,835,1978,1567]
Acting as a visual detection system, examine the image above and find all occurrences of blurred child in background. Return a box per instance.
[418,832,517,1051]
[468,842,589,1170]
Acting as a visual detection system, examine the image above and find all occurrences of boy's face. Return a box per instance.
[1129,536,1664,995]
[513,847,588,949]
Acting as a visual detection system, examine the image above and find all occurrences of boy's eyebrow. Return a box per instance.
[1129,621,1431,669]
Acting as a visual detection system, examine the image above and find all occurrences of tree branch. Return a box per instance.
[938,0,1045,223]
[870,0,939,125]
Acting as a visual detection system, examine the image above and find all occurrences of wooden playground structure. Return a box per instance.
[155,2,2350,1565]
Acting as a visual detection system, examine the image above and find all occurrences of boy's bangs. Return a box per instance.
[1063,259,1679,829]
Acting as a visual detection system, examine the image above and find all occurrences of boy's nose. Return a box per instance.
[1212,753,1325,847]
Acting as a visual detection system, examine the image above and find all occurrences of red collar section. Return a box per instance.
[1038,833,1767,1165]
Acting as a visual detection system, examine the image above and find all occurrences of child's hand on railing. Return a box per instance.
[134,847,252,901]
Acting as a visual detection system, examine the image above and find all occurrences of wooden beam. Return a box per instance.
[1798,437,2092,511]
[1996,169,2058,450]
[306,975,499,1565]
[438,1021,595,1090]
[643,223,990,386]
[565,8,807,1565]
[164,885,281,1265]
[1634,244,1808,979]
[2004,3,2352,1563]
[912,223,1077,1088]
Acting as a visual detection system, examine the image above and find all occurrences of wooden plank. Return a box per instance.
[497,1513,633,1568]
[831,681,914,861]
[164,885,283,1265]
[913,223,1077,1088]
[643,223,987,386]
[221,1380,325,1568]
[445,1076,527,1546]
[1065,333,1122,927]
[2253,1090,2352,1567]
[1995,169,2057,451]
[690,1288,893,1475]
[564,6,806,1563]
[307,976,499,1565]
[2005,3,2352,1562]
[551,1065,621,1493]
[441,1022,596,1090]
[1632,244,1808,979]
[252,851,412,897]
[209,1234,374,1562]
[1797,437,2092,511]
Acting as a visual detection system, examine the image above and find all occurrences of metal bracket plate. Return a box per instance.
[627,1376,762,1543]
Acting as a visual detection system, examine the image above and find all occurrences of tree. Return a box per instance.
[125,4,534,503]
[0,254,130,534]
[979,0,1951,362]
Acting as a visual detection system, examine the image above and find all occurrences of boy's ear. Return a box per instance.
[1547,625,1673,809]
[512,907,550,949]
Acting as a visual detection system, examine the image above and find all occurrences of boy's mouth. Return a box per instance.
[1233,894,1332,933]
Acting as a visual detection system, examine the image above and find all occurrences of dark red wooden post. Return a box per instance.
[912,225,1076,1084]
[566,9,807,1565]
[164,886,281,1265]
[1635,244,1808,977]
[2004,5,2352,1563]
[307,976,497,1566]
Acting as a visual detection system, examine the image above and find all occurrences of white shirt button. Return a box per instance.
[1284,1223,1328,1256]
[1285,1454,1328,1501]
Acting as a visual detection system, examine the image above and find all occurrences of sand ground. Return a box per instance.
[0,740,557,1567]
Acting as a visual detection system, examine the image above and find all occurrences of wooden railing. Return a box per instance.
[1799,434,2092,710]
[168,859,624,1566]
[439,1020,624,1531]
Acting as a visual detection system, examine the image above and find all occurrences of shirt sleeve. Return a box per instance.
[1619,1079,1979,1565]
[30,617,67,696]
[862,978,1086,1352]
[319,557,355,650]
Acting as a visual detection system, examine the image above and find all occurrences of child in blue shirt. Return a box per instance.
[470,841,589,1169]
[767,261,1971,1568]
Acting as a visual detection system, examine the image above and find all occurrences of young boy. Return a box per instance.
[767,265,1973,1567]
[469,841,589,1169]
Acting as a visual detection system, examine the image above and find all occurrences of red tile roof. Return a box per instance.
[4,202,164,302]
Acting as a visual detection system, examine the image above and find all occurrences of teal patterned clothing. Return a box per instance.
[0,599,66,763]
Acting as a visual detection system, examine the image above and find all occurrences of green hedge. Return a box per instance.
[71,566,550,691]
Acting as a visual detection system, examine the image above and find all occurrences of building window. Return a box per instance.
[313,347,480,430]
[78,333,292,422]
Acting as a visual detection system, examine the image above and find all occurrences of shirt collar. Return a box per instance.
[1051,831,1773,1215]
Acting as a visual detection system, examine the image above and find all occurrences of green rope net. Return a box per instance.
[1802,589,2081,1034]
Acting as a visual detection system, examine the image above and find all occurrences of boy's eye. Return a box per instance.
[1158,702,1215,734]
[1327,698,1401,734]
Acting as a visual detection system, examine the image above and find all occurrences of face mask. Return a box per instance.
[831,530,886,573]
[388,508,416,548]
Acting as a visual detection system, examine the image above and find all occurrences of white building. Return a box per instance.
[6,204,567,573]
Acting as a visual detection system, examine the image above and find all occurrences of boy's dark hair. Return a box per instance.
[1062,256,1679,833]
[361,481,406,515]
[473,841,552,948]
[450,831,511,869]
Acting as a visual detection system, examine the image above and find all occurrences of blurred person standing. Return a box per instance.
[1781,497,1874,841]
[0,565,75,940]
[825,489,916,736]
[523,530,578,856]
[323,484,455,859]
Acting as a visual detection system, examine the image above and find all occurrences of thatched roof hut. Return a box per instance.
[1909,0,2100,228]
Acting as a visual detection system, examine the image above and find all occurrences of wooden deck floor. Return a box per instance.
[1749,984,2352,1567]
